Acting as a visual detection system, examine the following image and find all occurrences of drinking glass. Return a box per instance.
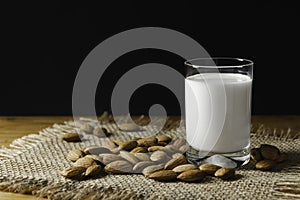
[185,57,253,167]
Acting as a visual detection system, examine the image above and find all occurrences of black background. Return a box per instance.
[1,1,299,116]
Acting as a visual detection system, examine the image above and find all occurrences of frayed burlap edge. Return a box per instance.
[0,113,299,200]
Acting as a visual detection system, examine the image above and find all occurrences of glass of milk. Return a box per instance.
[185,58,253,167]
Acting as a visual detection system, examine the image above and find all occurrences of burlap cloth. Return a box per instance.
[0,115,299,200]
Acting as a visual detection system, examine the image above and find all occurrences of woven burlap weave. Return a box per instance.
[0,115,299,200]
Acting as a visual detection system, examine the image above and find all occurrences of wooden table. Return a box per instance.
[0,116,299,199]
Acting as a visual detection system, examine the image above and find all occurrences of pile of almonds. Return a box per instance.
[62,132,235,182]
[250,144,288,171]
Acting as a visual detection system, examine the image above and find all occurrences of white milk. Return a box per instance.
[185,73,252,153]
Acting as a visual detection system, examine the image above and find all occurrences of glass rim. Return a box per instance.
[184,57,253,69]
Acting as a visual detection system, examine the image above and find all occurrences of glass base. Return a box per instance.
[186,144,250,168]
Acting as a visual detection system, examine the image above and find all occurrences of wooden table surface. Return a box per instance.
[0,115,299,199]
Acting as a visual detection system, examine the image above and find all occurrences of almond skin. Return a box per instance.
[255,160,276,171]
[119,151,139,164]
[104,160,132,174]
[118,140,138,151]
[142,165,164,177]
[83,146,111,155]
[214,168,235,180]
[250,148,262,162]
[100,153,123,164]
[85,165,103,177]
[118,123,142,132]
[67,149,84,162]
[148,146,164,152]
[74,157,96,168]
[61,166,86,178]
[172,164,198,173]
[259,144,280,161]
[62,132,81,142]
[148,170,177,182]
[134,153,150,161]
[156,135,172,143]
[133,161,154,173]
[164,154,187,170]
[177,169,205,182]
[276,152,288,163]
[137,137,158,147]
[199,164,221,175]
[150,150,170,162]
[130,147,148,153]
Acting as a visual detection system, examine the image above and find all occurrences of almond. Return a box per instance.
[259,144,280,161]
[67,149,84,162]
[199,164,221,175]
[62,132,81,142]
[164,154,187,170]
[157,141,168,146]
[148,146,164,152]
[142,164,164,177]
[130,147,148,153]
[83,146,111,155]
[255,160,276,171]
[156,135,172,143]
[100,153,123,164]
[150,150,170,162]
[118,123,143,132]
[120,151,139,164]
[134,153,150,161]
[104,160,132,174]
[179,145,187,153]
[250,148,262,162]
[118,140,138,151]
[133,161,154,173]
[61,166,86,178]
[74,157,96,168]
[102,139,117,149]
[177,169,205,182]
[148,170,177,182]
[85,154,103,164]
[214,168,235,180]
[85,165,102,177]
[137,137,158,147]
[172,138,186,148]
[172,164,198,173]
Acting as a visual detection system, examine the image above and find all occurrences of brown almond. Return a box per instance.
[80,124,94,133]
[130,147,148,153]
[148,170,177,182]
[164,154,187,170]
[148,146,164,152]
[118,140,138,151]
[100,153,123,164]
[85,165,103,177]
[61,166,86,178]
[199,164,221,175]
[133,161,154,173]
[67,149,84,162]
[177,169,205,182]
[120,151,139,164]
[62,132,81,142]
[118,123,143,132]
[260,144,280,161]
[250,148,262,162]
[156,135,172,143]
[83,146,111,155]
[85,154,103,164]
[276,152,288,163]
[104,160,132,174]
[150,150,170,162]
[102,139,117,149]
[74,157,96,168]
[157,141,168,146]
[214,168,235,180]
[142,164,164,177]
[134,153,150,161]
[137,137,158,147]
[172,164,198,173]
[255,160,276,171]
